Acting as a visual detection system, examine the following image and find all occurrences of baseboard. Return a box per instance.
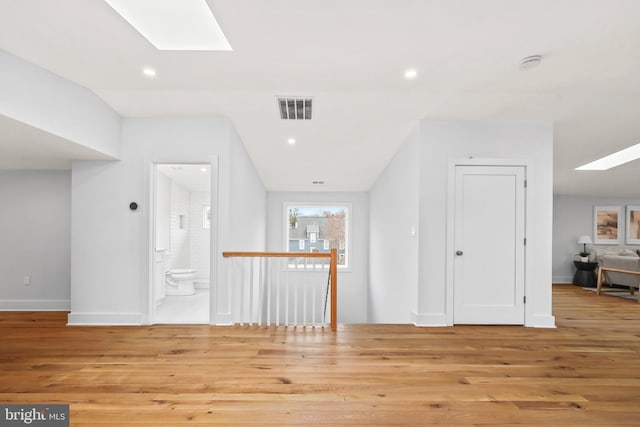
[526,314,556,328]
[411,311,556,328]
[552,276,573,284]
[411,311,448,327]
[212,312,233,326]
[67,312,143,326]
[0,299,70,311]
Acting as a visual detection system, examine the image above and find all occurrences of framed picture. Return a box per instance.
[626,205,640,245]
[593,206,621,244]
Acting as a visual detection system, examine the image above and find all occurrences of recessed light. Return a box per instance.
[200,167,207,172]
[142,67,156,77]
[287,138,296,145]
[404,69,417,79]
[519,55,542,70]
[104,0,232,51]
[576,143,640,170]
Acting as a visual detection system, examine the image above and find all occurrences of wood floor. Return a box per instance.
[1,284,640,426]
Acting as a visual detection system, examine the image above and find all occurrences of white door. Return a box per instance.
[453,165,525,324]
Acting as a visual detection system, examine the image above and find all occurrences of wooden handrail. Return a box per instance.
[223,251,331,258]
[222,249,338,330]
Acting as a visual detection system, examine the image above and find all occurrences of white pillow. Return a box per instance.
[620,248,640,257]
[594,247,621,257]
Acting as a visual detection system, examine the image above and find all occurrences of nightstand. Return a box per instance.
[573,261,598,288]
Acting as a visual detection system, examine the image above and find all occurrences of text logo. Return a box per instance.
[1,405,69,426]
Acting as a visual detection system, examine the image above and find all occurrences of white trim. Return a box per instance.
[411,311,447,327]
[552,276,573,284]
[209,156,221,326]
[147,158,218,326]
[446,158,534,327]
[67,312,143,325]
[526,314,557,328]
[0,300,70,311]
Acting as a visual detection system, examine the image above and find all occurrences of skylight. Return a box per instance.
[575,143,640,170]
[104,0,232,51]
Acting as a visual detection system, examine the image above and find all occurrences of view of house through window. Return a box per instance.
[286,205,349,267]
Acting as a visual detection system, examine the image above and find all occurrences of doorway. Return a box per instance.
[452,165,526,325]
[151,163,211,323]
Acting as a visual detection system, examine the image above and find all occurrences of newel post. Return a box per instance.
[330,248,337,331]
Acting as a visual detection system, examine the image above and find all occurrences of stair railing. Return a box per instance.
[222,249,337,331]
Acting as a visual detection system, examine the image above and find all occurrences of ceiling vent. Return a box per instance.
[278,97,312,120]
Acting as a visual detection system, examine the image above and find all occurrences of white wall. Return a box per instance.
[0,50,121,159]
[226,127,267,252]
[418,120,554,327]
[69,117,260,325]
[266,192,369,323]
[0,171,70,310]
[553,194,640,283]
[213,127,268,323]
[369,126,420,323]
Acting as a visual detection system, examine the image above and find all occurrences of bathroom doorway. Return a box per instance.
[151,163,212,323]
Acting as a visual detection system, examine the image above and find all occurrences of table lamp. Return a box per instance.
[577,235,592,254]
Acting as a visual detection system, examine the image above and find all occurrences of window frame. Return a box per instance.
[283,202,352,270]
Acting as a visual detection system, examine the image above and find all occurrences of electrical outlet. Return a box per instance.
[23,275,30,286]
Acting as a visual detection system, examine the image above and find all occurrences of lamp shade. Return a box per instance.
[577,235,592,245]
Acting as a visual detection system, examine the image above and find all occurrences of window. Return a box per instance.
[285,204,350,267]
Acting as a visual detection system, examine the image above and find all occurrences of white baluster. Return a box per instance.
[312,261,317,327]
[285,258,290,326]
[276,258,281,326]
[303,257,308,327]
[294,258,299,326]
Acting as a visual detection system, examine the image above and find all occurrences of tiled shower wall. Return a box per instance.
[190,191,211,281]
[169,180,191,270]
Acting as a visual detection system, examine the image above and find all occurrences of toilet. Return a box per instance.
[165,269,197,296]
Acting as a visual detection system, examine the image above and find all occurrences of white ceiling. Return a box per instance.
[157,163,210,193]
[1,0,640,196]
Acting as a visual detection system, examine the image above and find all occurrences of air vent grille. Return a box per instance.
[278,97,312,120]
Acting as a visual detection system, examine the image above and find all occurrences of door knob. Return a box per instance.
[456,250,463,256]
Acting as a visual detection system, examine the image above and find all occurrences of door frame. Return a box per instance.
[145,157,219,325]
[445,158,534,326]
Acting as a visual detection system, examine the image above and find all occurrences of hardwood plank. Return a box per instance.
[1,285,640,425]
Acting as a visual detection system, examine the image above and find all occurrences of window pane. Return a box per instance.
[286,205,348,266]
